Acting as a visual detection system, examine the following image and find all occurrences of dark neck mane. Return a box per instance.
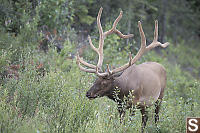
[106,79,123,103]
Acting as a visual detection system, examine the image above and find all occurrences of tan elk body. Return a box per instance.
[76,7,169,132]
[114,62,166,106]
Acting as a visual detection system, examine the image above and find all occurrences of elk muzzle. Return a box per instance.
[86,86,98,99]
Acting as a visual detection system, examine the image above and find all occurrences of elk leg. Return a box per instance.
[155,99,162,124]
[140,107,148,133]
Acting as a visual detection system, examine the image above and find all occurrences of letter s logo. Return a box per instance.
[188,119,198,132]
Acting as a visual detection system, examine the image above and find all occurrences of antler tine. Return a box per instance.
[76,54,96,73]
[77,62,96,73]
[130,21,147,64]
[77,53,96,69]
[106,64,112,75]
[113,11,123,29]
[103,11,123,37]
[104,11,134,38]
[138,21,147,48]
[154,20,158,41]
[88,35,98,53]
[128,52,132,66]
[109,52,133,74]
[112,11,134,38]
[96,66,108,77]
[96,7,104,69]
[146,20,170,51]
[97,7,103,39]
[115,29,134,38]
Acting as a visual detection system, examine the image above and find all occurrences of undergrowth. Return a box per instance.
[0,29,200,133]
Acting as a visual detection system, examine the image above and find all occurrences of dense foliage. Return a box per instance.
[0,0,200,133]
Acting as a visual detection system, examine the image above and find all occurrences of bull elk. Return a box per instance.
[76,7,169,132]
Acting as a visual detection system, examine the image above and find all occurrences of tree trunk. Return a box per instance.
[126,1,132,45]
[160,0,167,43]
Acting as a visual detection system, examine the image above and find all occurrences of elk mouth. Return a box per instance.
[86,93,100,100]
[88,97,96,100]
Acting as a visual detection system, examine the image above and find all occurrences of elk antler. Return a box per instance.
[76,7,133,76]
[76,8,169,77]
[108,20,170,74]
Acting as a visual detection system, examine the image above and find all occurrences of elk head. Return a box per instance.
[86,76,114,99]
[76,7,169,100]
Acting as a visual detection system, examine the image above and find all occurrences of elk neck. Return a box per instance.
[106,75,129,103]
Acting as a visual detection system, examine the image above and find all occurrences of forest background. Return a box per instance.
[0,0,200,132]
